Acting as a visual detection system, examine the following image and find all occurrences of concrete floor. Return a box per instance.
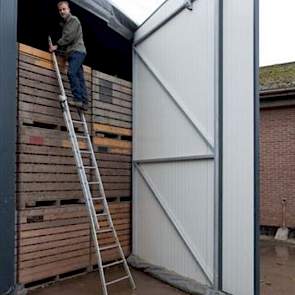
[261,239,295,295]
[28,268,187,295]
[28,239,295,295]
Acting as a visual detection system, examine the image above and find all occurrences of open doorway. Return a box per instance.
[259,1,295,294]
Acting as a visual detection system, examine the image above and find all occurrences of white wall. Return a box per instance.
[133,0,257,294]
[222,0,255,294]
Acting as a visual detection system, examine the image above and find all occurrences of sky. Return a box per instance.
[111,0,295,66]
[259,0,294,66]
[110,0,166,25]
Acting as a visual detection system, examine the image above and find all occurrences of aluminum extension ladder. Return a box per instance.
[48,37,136,295]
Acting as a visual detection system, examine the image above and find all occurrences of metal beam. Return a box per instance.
[134,0,198,47]
[134,162,214,285]
[215,0,223,291]
[254,0,260,294]
[134,154,214,164]
[134,48,214,153]
[0,0,17,293]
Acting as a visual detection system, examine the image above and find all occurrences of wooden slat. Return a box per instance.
[19,240,90,261]
[18,203,130,223]
[18,225,129,255]
[17,182,130,193]
[17,164,131,176]
[92,115,131,129]
[96,161,131,169]
[92,91,131,109]
[18,255,91,283]
[17,154,90,165]
[18,79,91,106]
[19,75,91,96]
[17,182,84,192]
[93,123,131,137]
[17,191,130,210]
[19,44,52,62]
[19,43,92,74]
[18,56,92,84]
[95,152,131,162]
[92,70,132,88]
[17,144,75,157]
[17,173,130,184]
[18,246,130,284]
[92,108,132,122]
[93,100,131,115]
[93,137,132,150]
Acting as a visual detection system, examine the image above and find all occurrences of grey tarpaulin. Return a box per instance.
[127,255,207,294]
[71,0,137,39]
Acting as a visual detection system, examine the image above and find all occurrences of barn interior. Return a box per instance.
[17,0,136,80]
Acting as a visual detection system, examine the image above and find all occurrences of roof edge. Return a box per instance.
[71,0,137,40]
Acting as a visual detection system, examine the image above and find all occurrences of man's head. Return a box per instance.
[57,1,71,19]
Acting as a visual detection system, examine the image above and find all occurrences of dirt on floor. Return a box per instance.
[261,239,295,295]
[28,268,187,295]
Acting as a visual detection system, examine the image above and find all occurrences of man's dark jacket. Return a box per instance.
[57,13,86,55]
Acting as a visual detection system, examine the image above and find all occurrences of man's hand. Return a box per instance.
[49,44,58,52]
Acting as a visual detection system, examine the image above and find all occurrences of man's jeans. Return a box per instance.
[67,51,88,104]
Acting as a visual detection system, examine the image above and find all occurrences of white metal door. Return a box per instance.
[132,0,257,294]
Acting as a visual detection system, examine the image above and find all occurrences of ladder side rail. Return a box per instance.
[80,113,136,290]
[48,41,99,230]
[49,42,67,99]
[61,99,101,235]
[63,108,109,295]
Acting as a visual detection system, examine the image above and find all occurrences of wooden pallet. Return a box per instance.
[17,203,131,284]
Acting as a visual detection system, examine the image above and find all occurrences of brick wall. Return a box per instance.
[260,104,295,228]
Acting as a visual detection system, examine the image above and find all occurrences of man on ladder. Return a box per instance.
[49,1,88,111]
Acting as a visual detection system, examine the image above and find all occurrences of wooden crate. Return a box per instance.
[91,71,132,203]
[16,44,133,287]
[17,203,131,285]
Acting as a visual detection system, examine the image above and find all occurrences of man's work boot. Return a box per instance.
[68,99,83,109]
[82,102,89,111]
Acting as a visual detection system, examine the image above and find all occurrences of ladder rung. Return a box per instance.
[89,182,100,185]
[106,276,129,286]
[72,120,84,124]
[100,244,118,251]
[80,151,91,154]
[103,259,124,269]
[76,135,88,139]
[97,228,113,234]
[84,166,96,169]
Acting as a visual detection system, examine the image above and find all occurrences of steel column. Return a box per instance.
[0,0,18,293]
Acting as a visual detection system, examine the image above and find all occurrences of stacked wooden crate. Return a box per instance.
[90,70,132,266]
[16,44,132,287]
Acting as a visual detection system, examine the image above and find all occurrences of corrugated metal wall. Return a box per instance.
[222,0,255,294]
[133,0,257,294]
[0,0,17,293]
[133,0,217,287]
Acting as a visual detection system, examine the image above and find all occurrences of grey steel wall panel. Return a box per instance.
[222,0,255,294]
[133,0,217,288]
[133,0,257,294]
[0,0,18,293]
